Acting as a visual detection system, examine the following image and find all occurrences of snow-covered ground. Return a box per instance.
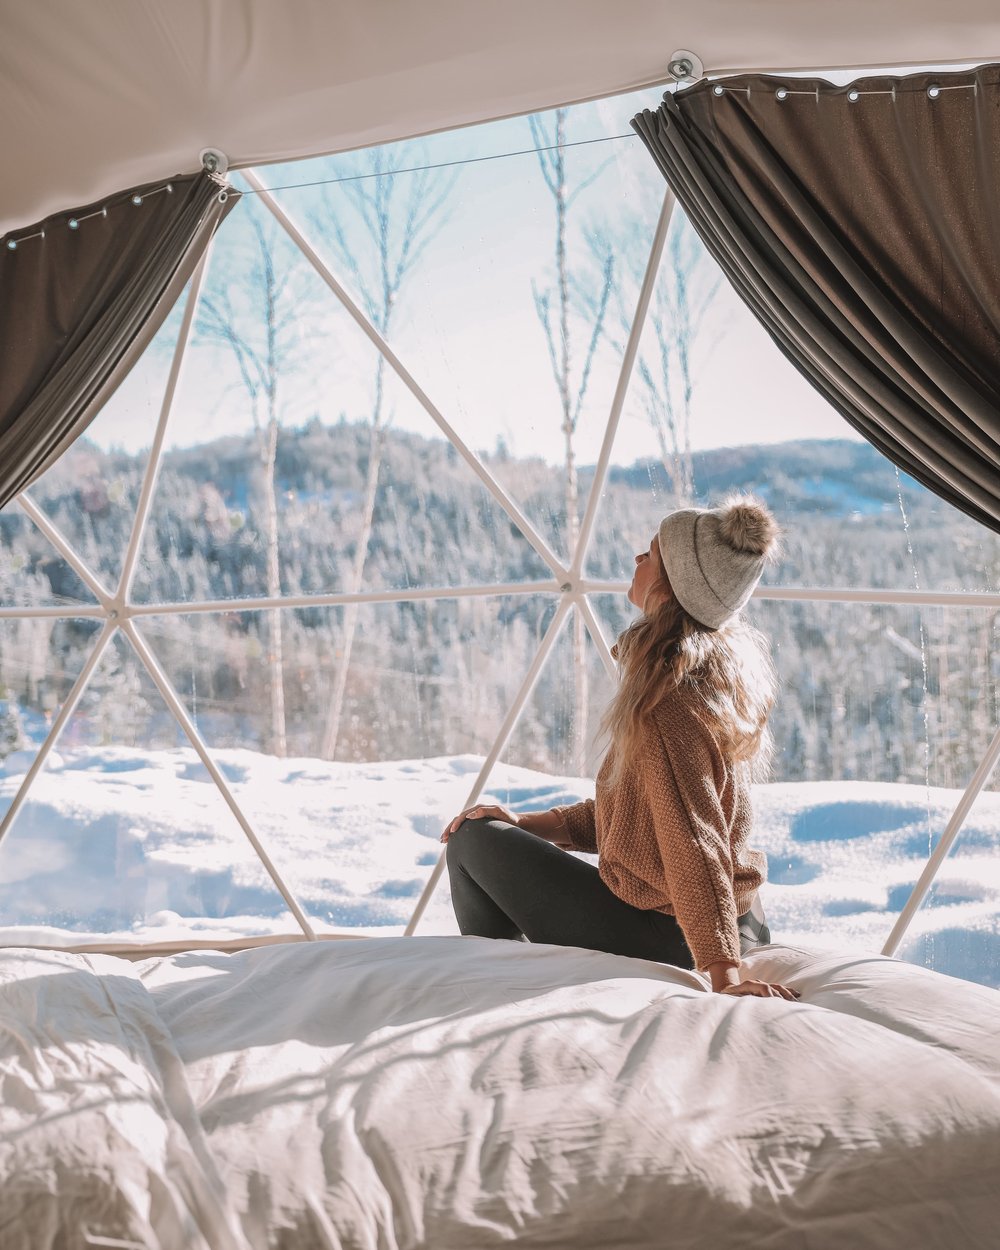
[0,745,998,987]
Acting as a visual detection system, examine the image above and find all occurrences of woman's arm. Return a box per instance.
[517,809,574,847]
[440,804,573,846]
[550,800,598,852]
[642,710,798,998]
[708,958,799,999]
[706,959,741,992]
[641,716,743,971]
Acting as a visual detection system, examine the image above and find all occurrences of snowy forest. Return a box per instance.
[2,425,1000,795]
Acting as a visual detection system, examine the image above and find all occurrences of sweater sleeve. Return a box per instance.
[642,709,741,971]
[552,800,598,853]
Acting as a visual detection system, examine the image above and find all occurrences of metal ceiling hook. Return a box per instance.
[199,148,230,176]
[666,50,704,84]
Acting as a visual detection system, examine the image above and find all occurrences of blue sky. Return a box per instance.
[88,83,857,466]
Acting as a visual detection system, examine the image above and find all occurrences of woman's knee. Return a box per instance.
[445,817,495,865]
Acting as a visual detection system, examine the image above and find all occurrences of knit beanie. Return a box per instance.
[657,496,779,629]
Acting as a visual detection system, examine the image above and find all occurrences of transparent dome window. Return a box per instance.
[1,82,997,987]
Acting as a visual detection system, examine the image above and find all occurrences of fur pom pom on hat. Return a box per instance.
[657,495,780,629]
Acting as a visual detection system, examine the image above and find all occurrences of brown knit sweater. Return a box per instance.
[548,685,766,971]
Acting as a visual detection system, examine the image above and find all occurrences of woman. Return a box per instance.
[441,495,799,1000]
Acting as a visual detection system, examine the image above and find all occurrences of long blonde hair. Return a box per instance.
[601,542,778,786]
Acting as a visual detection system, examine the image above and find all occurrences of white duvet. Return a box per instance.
[0,938,998,1249]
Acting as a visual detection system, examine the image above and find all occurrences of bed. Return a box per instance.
[1,936,998,1249]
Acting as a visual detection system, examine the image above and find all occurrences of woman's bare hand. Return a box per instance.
[719,979,800,1000]
[441,804,519,843]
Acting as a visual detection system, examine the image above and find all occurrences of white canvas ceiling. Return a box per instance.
[2,0,999,235]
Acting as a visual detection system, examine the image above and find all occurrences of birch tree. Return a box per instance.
[197,213,316,756]
[586,211,723,506]
[313,146,456,761]
[529,108,615,772]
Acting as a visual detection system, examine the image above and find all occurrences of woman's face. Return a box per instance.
[628,534,665,611]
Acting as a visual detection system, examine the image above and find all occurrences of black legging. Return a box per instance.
[445,817,695,969]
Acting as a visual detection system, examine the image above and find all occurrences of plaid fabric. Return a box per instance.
[737,893,771,956]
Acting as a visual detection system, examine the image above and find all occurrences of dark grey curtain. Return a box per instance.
[0,171,239,511]
[632,63,1000,532]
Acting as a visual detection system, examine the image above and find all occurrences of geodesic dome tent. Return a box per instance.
[2,0,1000,990]
[6,7,1000,1249]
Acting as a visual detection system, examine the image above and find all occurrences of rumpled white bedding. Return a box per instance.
[1,938,998,1250]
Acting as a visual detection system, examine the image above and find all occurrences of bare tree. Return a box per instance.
[529,108,615,772]
[586,210,723,506]
[197,213,317,756]
[313,146,457,761]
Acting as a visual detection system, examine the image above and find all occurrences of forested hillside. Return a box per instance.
[2,423,999,791]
